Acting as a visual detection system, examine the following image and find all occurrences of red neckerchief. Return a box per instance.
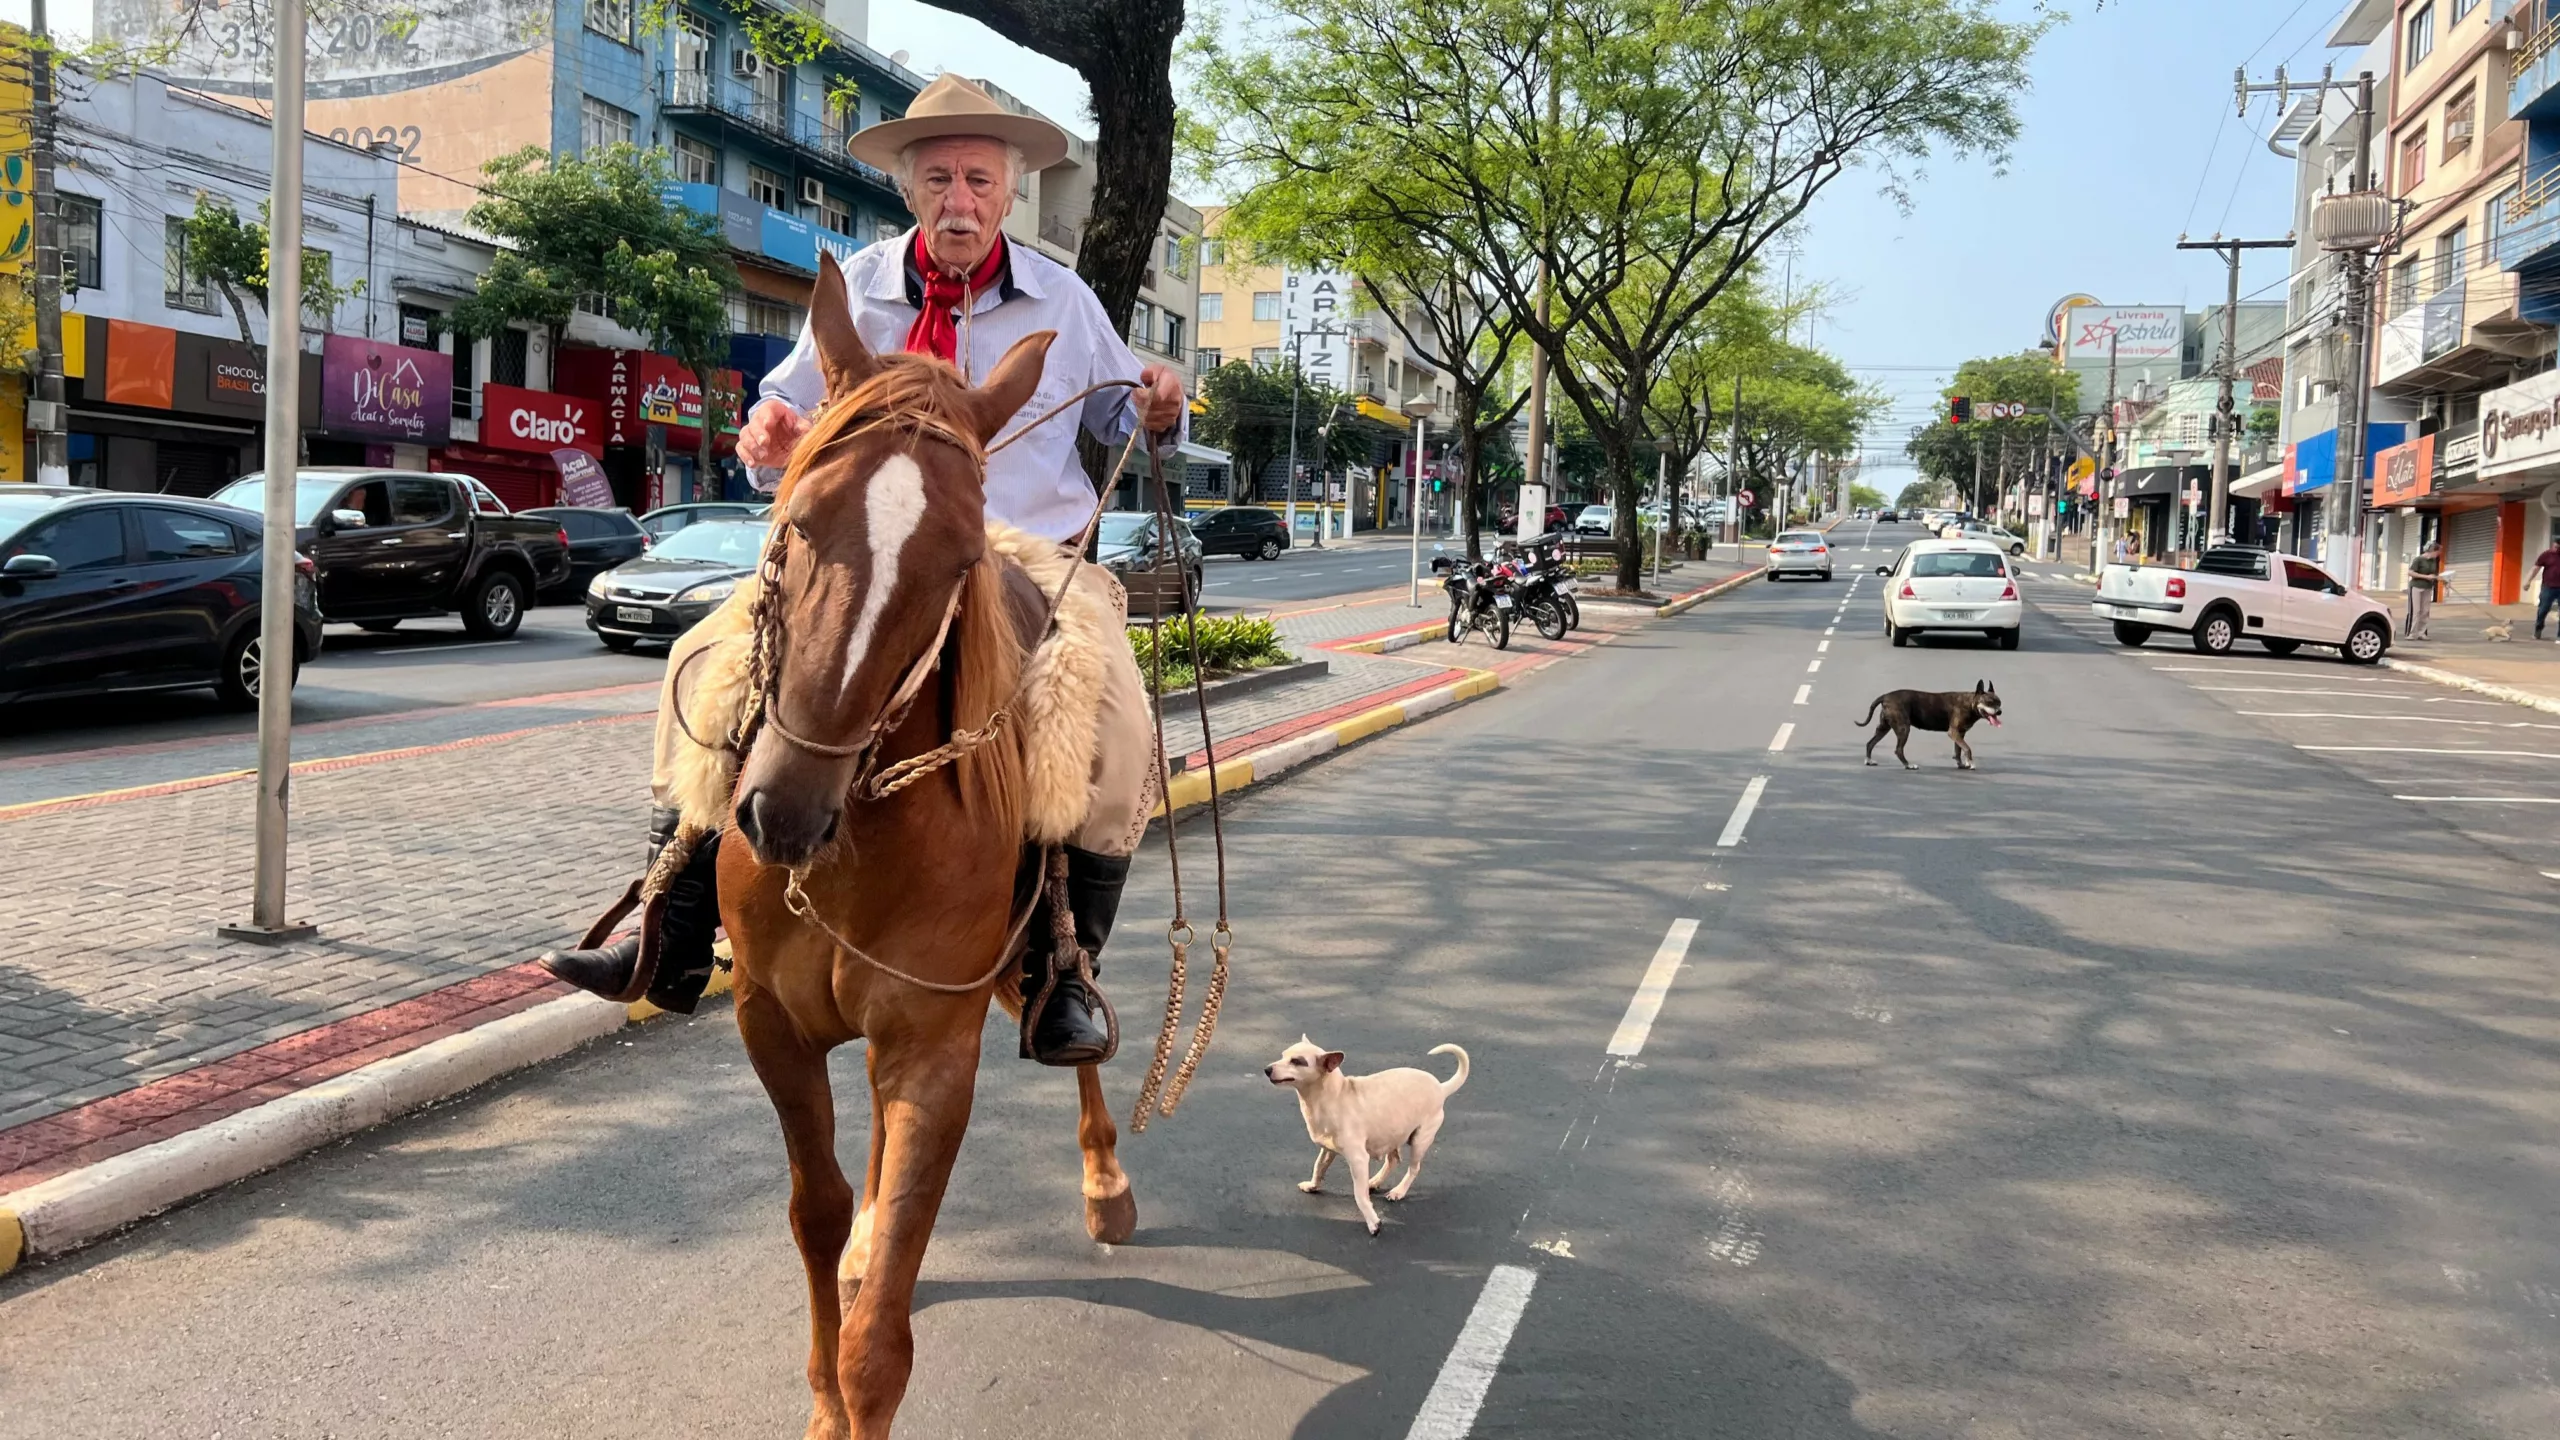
[905,231,1007,363]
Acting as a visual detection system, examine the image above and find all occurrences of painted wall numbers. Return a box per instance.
[325,124,427,161]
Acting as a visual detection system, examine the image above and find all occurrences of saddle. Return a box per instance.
[662,521,1125,845]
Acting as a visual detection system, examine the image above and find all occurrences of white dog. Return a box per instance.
[1264,1036,1470,1235]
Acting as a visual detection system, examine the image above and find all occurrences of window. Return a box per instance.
[164,216,213,313]
[674,134,720,187]
[2438,222,2468,293]
[2491,182,2520,264]
[671,13,713,104]
[586,0,632,42]
[465,477,510,515]
[1163,313,1185,359]
[1196,348,1222,371]
[1251,346,1280,367]
[2400,128,2428,193]
[2284,559,2340,592]
[820,194,854,236]
[138,508,241,561]
[580,96,635,153]
[1910,551,2006,579]
[11,509,126,570]
[746,162,790,210]
[1251,291,1281,322]
[2451,0,2477,17]
[452,330,477,420]
[492,328,530,388]
[874,217,903,243]
[1130,300,1155,348]
[60,193,100,290]
[748,52,787,120]
[1161,233,1187,278]
[1200,237,1225,268]
[2391,255,2421,315]
[391,478,455,525]
[2444,86,2476,159]
[730,296,802,337]
[2406,3,2433,70]
[1198,292,1223,323]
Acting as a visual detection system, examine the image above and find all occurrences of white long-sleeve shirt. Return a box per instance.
[755,230,1182,542]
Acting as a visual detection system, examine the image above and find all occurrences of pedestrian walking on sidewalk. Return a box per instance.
[2407,541,2444,641]
[2534,537,2560,641]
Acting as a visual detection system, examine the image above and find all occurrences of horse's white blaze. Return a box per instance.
[836,452,931,703]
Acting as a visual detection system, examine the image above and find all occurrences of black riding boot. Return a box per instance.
[1021,846,1131,1067]
[540,806,724,1014]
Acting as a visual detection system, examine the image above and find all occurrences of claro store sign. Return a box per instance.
[2479,368,2560,479]
[481,383,601,456]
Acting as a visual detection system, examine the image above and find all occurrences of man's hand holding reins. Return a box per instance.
[739,399,811,474]
[1137,364,1186,437]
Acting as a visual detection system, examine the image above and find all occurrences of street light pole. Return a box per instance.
[1406,398,1436,606]
[225,0,314,943]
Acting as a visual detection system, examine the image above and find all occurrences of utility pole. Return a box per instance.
[2096,332,2120,567]
[222,0,313,943]
[1281,335,1302,544]
[27,0,68,484]
[2177,236,2292,549]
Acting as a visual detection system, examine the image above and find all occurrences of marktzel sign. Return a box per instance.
[2479,368,2560,478]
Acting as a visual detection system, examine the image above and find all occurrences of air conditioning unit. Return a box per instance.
[2447,117,2476,144]
[800,177,824,207]
[731,50,766,78]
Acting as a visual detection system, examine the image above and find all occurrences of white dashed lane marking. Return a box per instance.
[1717,776,1769,848]
[1793,685,1812,705]
[1769,723,1794,752]
[1405,1266,1541,1440]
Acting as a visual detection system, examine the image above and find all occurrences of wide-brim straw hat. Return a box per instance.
[849,73,1070,175]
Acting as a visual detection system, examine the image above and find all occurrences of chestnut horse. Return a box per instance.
[722,261,1134,1440]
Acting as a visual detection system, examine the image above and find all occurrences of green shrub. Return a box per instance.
[1128,613,1293,692]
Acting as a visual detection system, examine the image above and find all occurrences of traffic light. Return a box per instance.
[1949,396,1972,424]
[1430,477,1447,493]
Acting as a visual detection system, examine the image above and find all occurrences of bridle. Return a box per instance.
[721,379,1144,802]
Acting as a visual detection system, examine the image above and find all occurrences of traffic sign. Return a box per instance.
[1738,488,1756,506]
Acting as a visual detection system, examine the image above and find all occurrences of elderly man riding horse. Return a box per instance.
[540,75,1183,1067]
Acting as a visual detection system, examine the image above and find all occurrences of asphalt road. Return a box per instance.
[1201,535,1437,607]
[9,520,2560,1437]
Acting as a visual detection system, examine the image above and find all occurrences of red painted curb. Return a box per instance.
[0,963,571,1195]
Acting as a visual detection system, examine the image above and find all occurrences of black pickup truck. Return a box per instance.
[211,468,571,639]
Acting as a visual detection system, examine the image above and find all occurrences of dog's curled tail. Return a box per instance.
[1854,697,1883,727]
[1429,1043,1470,1096]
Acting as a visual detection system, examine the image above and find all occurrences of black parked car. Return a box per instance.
[522,506,648,599]
[586,517,767,651]
[210,469,570,639]
[1190,505,1291,561]
[0,487,323,708]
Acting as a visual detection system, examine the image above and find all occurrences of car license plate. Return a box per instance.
[1494,595,1514,610]
[615,605,655,626]
[1938,609,1979,621]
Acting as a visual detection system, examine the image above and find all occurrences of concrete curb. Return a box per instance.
[2379,656,2560,718]
[1331,620,1443,655]
[1657,568,1765,618]
[0,993,626,1273]
[1158,668,1500,816]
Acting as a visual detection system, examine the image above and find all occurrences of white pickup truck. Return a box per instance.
[2091,546,2395,663]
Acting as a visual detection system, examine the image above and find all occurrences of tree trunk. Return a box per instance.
[221,284,253,345]
[1460,391,1484,560]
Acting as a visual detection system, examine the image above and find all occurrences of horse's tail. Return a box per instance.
[1429,1044,1469,1097]
[1855,697,1883,727]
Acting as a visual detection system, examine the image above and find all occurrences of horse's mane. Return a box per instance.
[774,355,983,506]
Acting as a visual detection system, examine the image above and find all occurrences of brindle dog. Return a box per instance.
[1859,681,2003,770]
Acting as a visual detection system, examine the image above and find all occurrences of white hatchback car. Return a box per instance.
[1878,539,2022,649]
[1942,519,2028,555]
[1765,528,1834,580]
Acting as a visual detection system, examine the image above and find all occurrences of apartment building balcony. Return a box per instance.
[2374,272,2546,394]
[2518,0,2560,120]
[660,69,900,201]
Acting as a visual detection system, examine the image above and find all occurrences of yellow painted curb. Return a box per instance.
[1154,756,1255,818]
[0,1207,23,1277]
[1333,621,1440,655]
[1453,669,1501,700]
[1330,701,1409,747]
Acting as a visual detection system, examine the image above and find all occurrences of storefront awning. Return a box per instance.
[1354,398,1412,430]
[2230,463,2285,499]
[2110,463,2207,499]
[1177,440,1231,467]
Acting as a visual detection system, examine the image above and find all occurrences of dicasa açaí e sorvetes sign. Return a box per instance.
[319,335,453,445]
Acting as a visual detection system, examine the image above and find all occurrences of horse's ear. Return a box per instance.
[810,255,875,400]
[966,329,1057,444]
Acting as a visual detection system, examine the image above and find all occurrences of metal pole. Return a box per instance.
[227,0,313,943]
[1282,341,1301,545]
[2098,332,2120,570]
[1408,413,1428,607]
[28,0,68,484]
[1726,374,1744,559]
[2335,70,2377,585]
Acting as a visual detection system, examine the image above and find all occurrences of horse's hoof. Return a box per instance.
[1086,1184,1138,1244]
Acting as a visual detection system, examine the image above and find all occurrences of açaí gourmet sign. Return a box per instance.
[482,383,601,456]
[320,335,452,444]
[2478,368,2560,478]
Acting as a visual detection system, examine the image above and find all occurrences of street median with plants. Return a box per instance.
[1128,614,1296,694]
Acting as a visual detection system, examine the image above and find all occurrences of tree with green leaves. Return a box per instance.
[1192,360,1362,504]
[1903,349,2075,512]
[451,143,739,487]
[179,194,364,345]
[1194,0,2041,589]
[1727,344,1876,534]
[1646,282,1790,551]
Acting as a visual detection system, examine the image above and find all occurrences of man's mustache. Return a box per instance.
[935,217,981,235]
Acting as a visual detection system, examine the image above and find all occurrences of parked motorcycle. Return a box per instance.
[1497,538,1580,638]
[1432,551,1514,649]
